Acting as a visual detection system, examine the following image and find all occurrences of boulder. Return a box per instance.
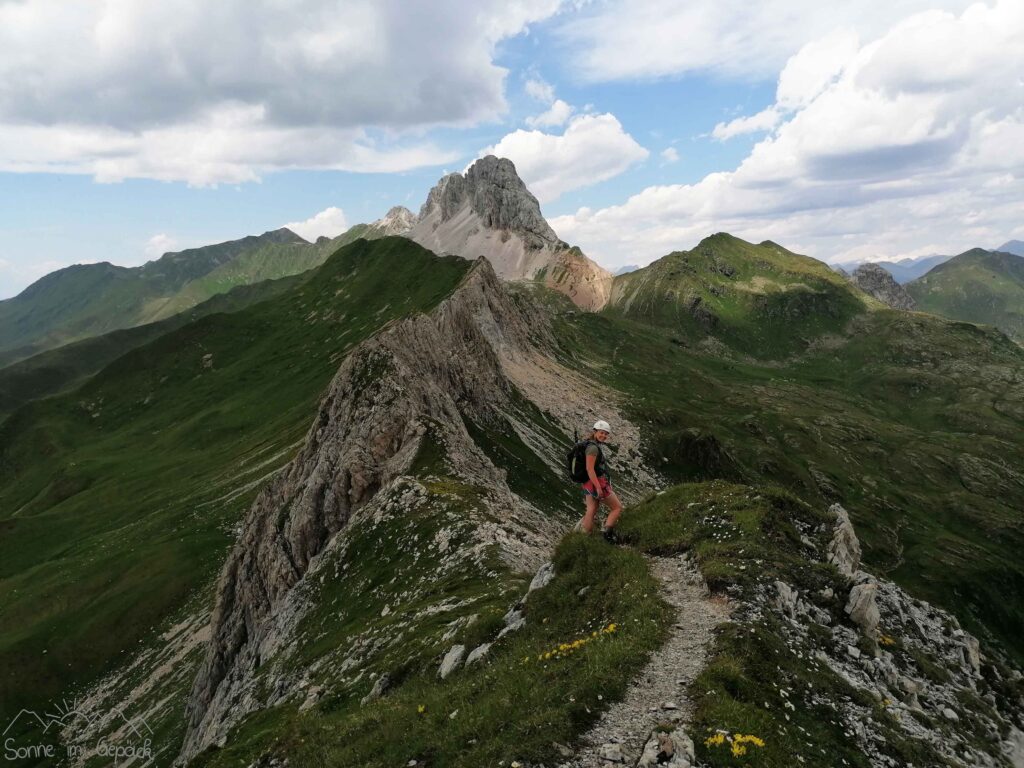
[598,742,626,763]
[465,643,491,666]
[845,581,880,646]
[774,580,799,619]
[438,645,466,679]
[637,728,695,767]
[360,674,390,705]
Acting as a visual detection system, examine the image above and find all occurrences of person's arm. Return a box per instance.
[586,453,603,495]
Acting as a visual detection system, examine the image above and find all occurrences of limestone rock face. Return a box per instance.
[849,263,917,310]
[408,156,613,310]
[845,580,880,646]
[827,503,862,578]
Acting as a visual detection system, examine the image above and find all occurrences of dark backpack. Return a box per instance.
[566,439,602,483]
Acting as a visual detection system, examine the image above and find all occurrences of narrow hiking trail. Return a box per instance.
[560,554,731,768]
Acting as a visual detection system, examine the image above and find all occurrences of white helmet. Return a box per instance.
[593,420,611,432]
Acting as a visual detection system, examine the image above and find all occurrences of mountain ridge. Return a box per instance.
[907,247,1024,342]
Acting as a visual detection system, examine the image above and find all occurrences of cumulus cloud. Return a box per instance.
[526,99,575,128]
[550,1,1024,269]
[524,77,557,104]
[0,0,562,184]
[483,113,649,202]
[557,0,976,82]
[661,147,680,163]
[144,234,179,259]
[284,207,350,242]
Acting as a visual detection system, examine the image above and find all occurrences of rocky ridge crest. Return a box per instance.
[178,255,656,761]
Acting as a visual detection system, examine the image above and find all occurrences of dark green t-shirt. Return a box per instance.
[584,442,609,479]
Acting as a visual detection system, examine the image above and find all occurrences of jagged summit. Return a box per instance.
[407,156,613,310]
[372,205,416,236]
[418,156,561,250]
[847,263,917,310]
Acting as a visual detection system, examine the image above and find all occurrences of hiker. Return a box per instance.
[577,420,623,543]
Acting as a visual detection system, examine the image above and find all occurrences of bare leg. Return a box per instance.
[581,494,599,533]
[602,490,623,529]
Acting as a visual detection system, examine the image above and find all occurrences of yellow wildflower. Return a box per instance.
[704,733,726,747]
[417,704,426,714]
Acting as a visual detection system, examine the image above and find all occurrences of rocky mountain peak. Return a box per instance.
[418,155,560,251]
[372,205,416,236]
[848,263,916,310]
[406,155,612,309]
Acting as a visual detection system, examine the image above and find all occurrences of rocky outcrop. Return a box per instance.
[762,506,1024,768]
[849,263,917,310]
[826,502,861,578]
[179,257,561,760]
[408,156,613,310]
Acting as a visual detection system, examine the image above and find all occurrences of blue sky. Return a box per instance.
[1,0,1022,298]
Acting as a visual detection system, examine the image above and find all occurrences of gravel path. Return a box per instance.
[560,554,731,767]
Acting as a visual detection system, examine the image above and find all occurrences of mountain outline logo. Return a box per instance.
[2,698,155,764]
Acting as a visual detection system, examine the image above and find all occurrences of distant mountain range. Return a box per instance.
[997,239,1024,257]
[0,228,329,365]
[855,253,954,284]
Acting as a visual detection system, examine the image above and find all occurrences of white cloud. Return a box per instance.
[712,108,783,140]
[526,99,575,128]
[483,113,649,202]
[550,1,1024,270]
[144,234,179,259]
[660,147,680,163]
[557,0,976,82]
[524,77,556,103]
[284,207,350,242]
[0,0,563,184]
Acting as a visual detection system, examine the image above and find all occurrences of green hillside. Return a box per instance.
[0,229,313,362]
[606,233,871,358]
[0,221,407,366]
[0,237,471,724]
[907,247,1024,342]
[0,273,304,422]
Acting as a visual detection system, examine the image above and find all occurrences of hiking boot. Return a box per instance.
[602,526,619,544]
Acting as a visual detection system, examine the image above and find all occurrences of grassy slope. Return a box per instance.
[557,235,1024,662]
[606,233,870,358]
[0,237,471,723]
[190,501,670,768]
[0,273,305,422]
[907,248,1024,342]
[138,240,331,323]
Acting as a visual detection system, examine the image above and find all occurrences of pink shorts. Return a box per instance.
[581,477,612,499]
